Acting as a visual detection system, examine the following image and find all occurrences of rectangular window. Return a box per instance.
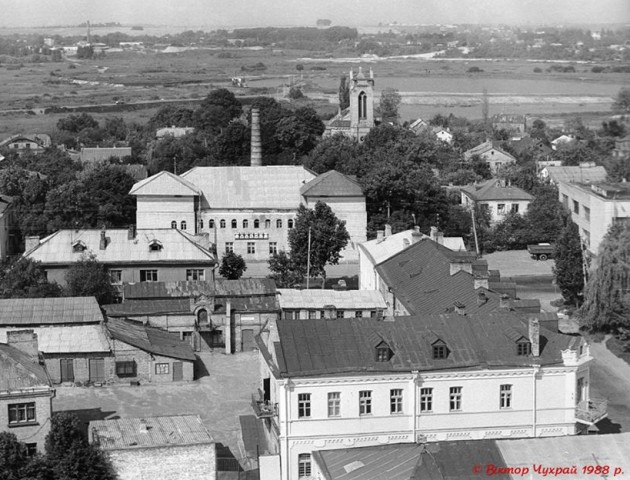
[8,403,36,425]
[284,310,295,320]
[155,363,169,375]
[247,242,255,254]
[583,206,590,221]
[269,242,278,255]
[582,229,590,248]
[390,389,403,414]
[109,269,122,284]
[298,453,311,478]
[420,387,433,412]
[116,361,136,377]
[186,269,205,281]
[500,384,512,409]
[298,393,311,418]
[140,269,158,282]
[359,390,372,415]
[354,310,363,318]
[511,203,519,213]
[573,200,580,215]
[328,392,341,417]
[449,387,462,411]
[336,310,345,319]
[308,310,317,320]
[517,341,531,356]
[497,203,506,215]
[225,242,234,253]
[25,443,38,457]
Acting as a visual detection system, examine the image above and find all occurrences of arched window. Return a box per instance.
[197,309,208,326]
[276,219,282,228]
[254,219,260,229]
[265,219,271,229]
[220,219,226,229]
[288,219,294,229]
[358,91,367,120]
[243,219,249,228]
[181,221,187,230]
[208,219,214,229]
[171,221,177,229]
[231,219,237,228]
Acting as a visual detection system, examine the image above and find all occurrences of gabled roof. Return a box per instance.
[0,297,103,326]
[544,165,608,184]
[105,318,195,361]
[129,170,201,196]
[277,289,386,310]
[461,180,534,202]
[0,343,51,391]
[300,170,363,197]
[271,312,575,378]
[180,166,316,210]
[464,141,516,162]
[0,133,51,148]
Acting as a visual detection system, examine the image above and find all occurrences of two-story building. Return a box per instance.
[540,164,608,185]
[464,141,517,174]
[256,313,601,480]
[461,180,534,224]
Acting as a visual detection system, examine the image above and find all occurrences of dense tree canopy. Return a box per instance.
[553,219,585,306]
[65,254,116,304]
[219,251,247,280]
[612,87,630,114]
[0,258,63,298]
[193,88,243,134]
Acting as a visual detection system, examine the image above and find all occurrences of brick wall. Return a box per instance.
[43,353,115,385]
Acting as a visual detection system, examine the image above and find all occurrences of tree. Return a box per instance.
[338,75,350,111]
[481,87,489,125]
[56,113,99,133]
[65,254,115,304]
[268,251,304,288]
[289,202,349,287]
[193,88,243,134]
[378,88,401,124]
[523,184,567,243]
[0,258,63,299]
[288,86,304,100]
[219,251,247,280]
[0,432,28,480]
[578,222,630,331]
[553,220,585,306]
[612,87,630,113]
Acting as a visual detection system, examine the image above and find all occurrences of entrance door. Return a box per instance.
[182,331,195,350]
[173,361,183,381]
[89,358,105,383]
[60,359,74,383]
[242,329,255,351]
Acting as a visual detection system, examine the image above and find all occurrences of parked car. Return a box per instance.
[527,243,555,260]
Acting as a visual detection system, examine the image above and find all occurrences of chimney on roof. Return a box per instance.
[376,230,385,242]
[411,226,422,244]
[99,230,107,250]
[450,260,473,276]
[7,330,39,358]
[128,224,136,240]
[529,317,540,357]
[500,294,511,309]
[250,108,262,167]
[384,224,392,238]
[454,302,466,316]
[430,226,444,245]
[474,275,489,290]
[25,235,40,253]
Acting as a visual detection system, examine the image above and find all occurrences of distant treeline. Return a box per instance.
[230,26,358,44]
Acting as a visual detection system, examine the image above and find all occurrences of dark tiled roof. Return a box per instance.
[105,318,195,361]
[375,238,500,315]
[0,297,103,326]
[273,313,574,378]
[300,170,364,197]
[461,180,534,202]
[213,295,279,313]
[0,343,51,390]
[214,278,277,297]
[103,299,192,316]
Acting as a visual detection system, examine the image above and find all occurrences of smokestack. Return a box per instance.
[250,108,262,167]
[411,226,422,244]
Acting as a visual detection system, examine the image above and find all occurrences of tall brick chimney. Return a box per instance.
[7,330,39,358]
[250,108,262,167]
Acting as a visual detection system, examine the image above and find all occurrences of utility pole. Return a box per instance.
[306,227,312,290]
[471,206,480,256]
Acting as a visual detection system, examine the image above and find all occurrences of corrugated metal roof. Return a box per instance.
[103,299,192,316]
[461,180,534,202]
[0,343,51,391]
[0,297,103,326]
[545,166,608,184]
[123,278,275,299]
[180,166,316,209]
[300,170,363,197]
[25,228,215,265]
[464,141,516,162]
[129,170,201,196]
[106,318,195,360]
[277,289,386,310]
[90,415,213,450]
[214,278,276,297]
[0,325,110,353]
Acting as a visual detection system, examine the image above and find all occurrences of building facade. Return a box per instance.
[464,141,517,174]
[461,180,534,224]
[277,288,386,320]
[0,194,15,261]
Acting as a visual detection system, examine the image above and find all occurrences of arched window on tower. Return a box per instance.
[358,91,367,120]
[171,221,177,229]
[243,219,249,229]
[181,221,187,230]
[231,219,237,228]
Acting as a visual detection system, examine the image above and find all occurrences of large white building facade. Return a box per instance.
[256,314,602,480]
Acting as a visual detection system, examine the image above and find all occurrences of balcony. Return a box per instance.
[576,397,608,425]
[252,394,278,418]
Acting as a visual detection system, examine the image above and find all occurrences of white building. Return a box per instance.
[540,163,607,185]
[277,288,387,320]
[463,141,517,174]
[461,180,534,224]
[256,313,601,480]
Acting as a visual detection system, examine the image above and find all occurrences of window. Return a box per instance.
[72,241,86,253]
[284,310,296,320]
[180,220,187,230]
[288,219,294,229]
[298,453,311,478]
[199,219,204,229]
[354,310,363,318]
[231,219,237,228]
[247,242,255,254]
[8,403,36,425]
[359,390,372,415]
[500,384,512,409]
[276,219,282,228]
[155,363,169,375]
[269,242,278,255]
[420,387,433,412]
[376,345,392,362]
[390,389,403,414]
[336,310,345,319]
[220,219,226,228]
[370,310,377,318]
[171,221,177,229]
[140,269,158,282]
[109,270,122,285]
[497,203,506,215]
[254,219,260,229]
[561,194,568,207]
[298,393,311,418]
[517,340,531,356]
[432,342,448,359]
[149,241,162,251]
[265,219,271,229]
[511,203,519,213]
[573,200,580,215]
[308,310,317,319]
[225,242,234,253]
[116,361,136,377]
[449,386,462,411]
[208,219,214,228]
[358,91,367,119]
[243,219,249,228]
[186,269,205,281]
[25,443,37,457]
[582,229,590,248]
[328,392,341,417]
[584,206,590,221]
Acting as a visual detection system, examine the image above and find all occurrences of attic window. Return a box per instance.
[148,240,163,252]
[517,340,532,356]
[375,341,393,362]
[72,241,87,253]
[432,340,449,360]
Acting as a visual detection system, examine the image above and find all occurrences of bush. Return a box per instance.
[591,66,606,73]
[467,66,484,73]
[533,67,542,73]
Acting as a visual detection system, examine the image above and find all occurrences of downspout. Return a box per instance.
[412,371,419,442]
[284,380,290,480]
[532,365,540,437]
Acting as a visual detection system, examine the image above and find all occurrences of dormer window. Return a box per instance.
[375,341,393,362]
[432,340,449,359]
[517,340,532,356]
[148,240,163,252]
[72,241,87,253]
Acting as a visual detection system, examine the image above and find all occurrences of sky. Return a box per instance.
[1,0,629,28]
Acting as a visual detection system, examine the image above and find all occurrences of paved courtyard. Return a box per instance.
[482,249,555,278]
[53,351,261,469]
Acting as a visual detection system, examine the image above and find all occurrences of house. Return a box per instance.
[0,194,16,261]
[0,134,51,155]
[358,225,466,291]
[89,415,216,480]
[540,163,608,185]
[323,67,375,142]
[463,141,517,173]
[491,114,527,139]
[431,126,453,144]
[79,146,132,163]
[105,318,195,382]
[408,118,428,135]
[0,297,112,385]
[612,134,630,160]
[550,134,576,150]
[277,288,386,320]
[461,180,534,223]
[156,126,195,139]
[508,136,553,161]
[130,166,366,263]
[0,331,54,453]
[256,313,598,480]
[23,226,216,290]
[558,181,630,255]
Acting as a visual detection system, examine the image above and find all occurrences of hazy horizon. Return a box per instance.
[1,0,629,29]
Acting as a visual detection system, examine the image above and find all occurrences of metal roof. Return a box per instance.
[277,289,386,310]
[129,170,201,196]
[105,318,196,361]
[464,141,516,162]
[103,299,192,316]
[300,170,364,198]
[0,343,51,391]
[80,147,132,163]
[544,165,608,184]
[123,281,213,299]
[90,415,214,450]
[460,180,534,202]
[0,297,103,326]
[0,325,110,353]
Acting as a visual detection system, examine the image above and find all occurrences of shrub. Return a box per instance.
[467,66,483,73]
[533,67,542,73]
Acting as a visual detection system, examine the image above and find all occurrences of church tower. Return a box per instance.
[348,66,375,142]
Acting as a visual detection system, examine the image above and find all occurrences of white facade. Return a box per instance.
[461,193,532,223]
